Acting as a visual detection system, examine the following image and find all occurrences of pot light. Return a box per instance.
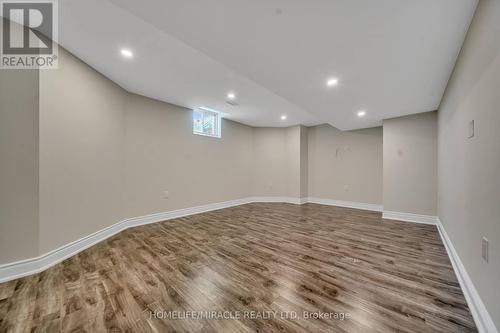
[227,92,236,100]
[327,78,339,87]
[357,110,367,117]
[120,48,133,58]
[281,115,287,120]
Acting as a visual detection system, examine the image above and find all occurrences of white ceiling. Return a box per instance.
[58,0,477,130]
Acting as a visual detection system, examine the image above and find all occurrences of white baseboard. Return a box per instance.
[307,197,383,212]
[0,196,377,283]
[436,219,498,333]
[250,196,307,205]
[382,210,439,225]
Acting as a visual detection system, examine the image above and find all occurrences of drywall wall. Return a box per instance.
[252,125,308,199]
[383,112,437,216]
[285,126,301,198]
[252,128,289,197]
[438,0,500,327]
[0,64,39,264]
[300,126,309,198]
[307,124,383,205]
[124,93,253,218]
[38,47,127,254]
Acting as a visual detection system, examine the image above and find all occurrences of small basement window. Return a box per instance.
[193,108,222,138]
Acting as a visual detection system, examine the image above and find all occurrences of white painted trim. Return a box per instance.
[298,197,308,205]
[436,219,498,333]
[0,196,378,283]
[307,197,383,212]
[382,210,438,225]
[250,196,307,205]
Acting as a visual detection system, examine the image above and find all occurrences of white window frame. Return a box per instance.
[192,107,222,138]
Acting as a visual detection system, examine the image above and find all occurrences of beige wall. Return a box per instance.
[383,112,437,215]
[38,47,127,253]
[438,0,500,327]
[285,126,301,198]
[300,126,309,198]
[0,67,39,264]
[308,124,383,205]
[252,128,288,197]
[251,125,309,199]
[124,93,253,217]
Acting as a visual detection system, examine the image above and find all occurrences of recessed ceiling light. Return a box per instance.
[357,110,367,117]
[227,92,236,100]
[281,115,287,120]
[327,78,339,87]
[120,48,133,58]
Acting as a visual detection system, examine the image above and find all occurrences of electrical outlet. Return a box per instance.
[482,237,489,262]
[163,190,170,199]
[468,120,474,138]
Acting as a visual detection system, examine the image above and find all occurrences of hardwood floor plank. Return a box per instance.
[0,203,477,332]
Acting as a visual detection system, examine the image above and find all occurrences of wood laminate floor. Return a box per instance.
[0,203,476,333]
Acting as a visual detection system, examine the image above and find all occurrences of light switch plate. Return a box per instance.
[482,237,489,262]
[468,120,474,138]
